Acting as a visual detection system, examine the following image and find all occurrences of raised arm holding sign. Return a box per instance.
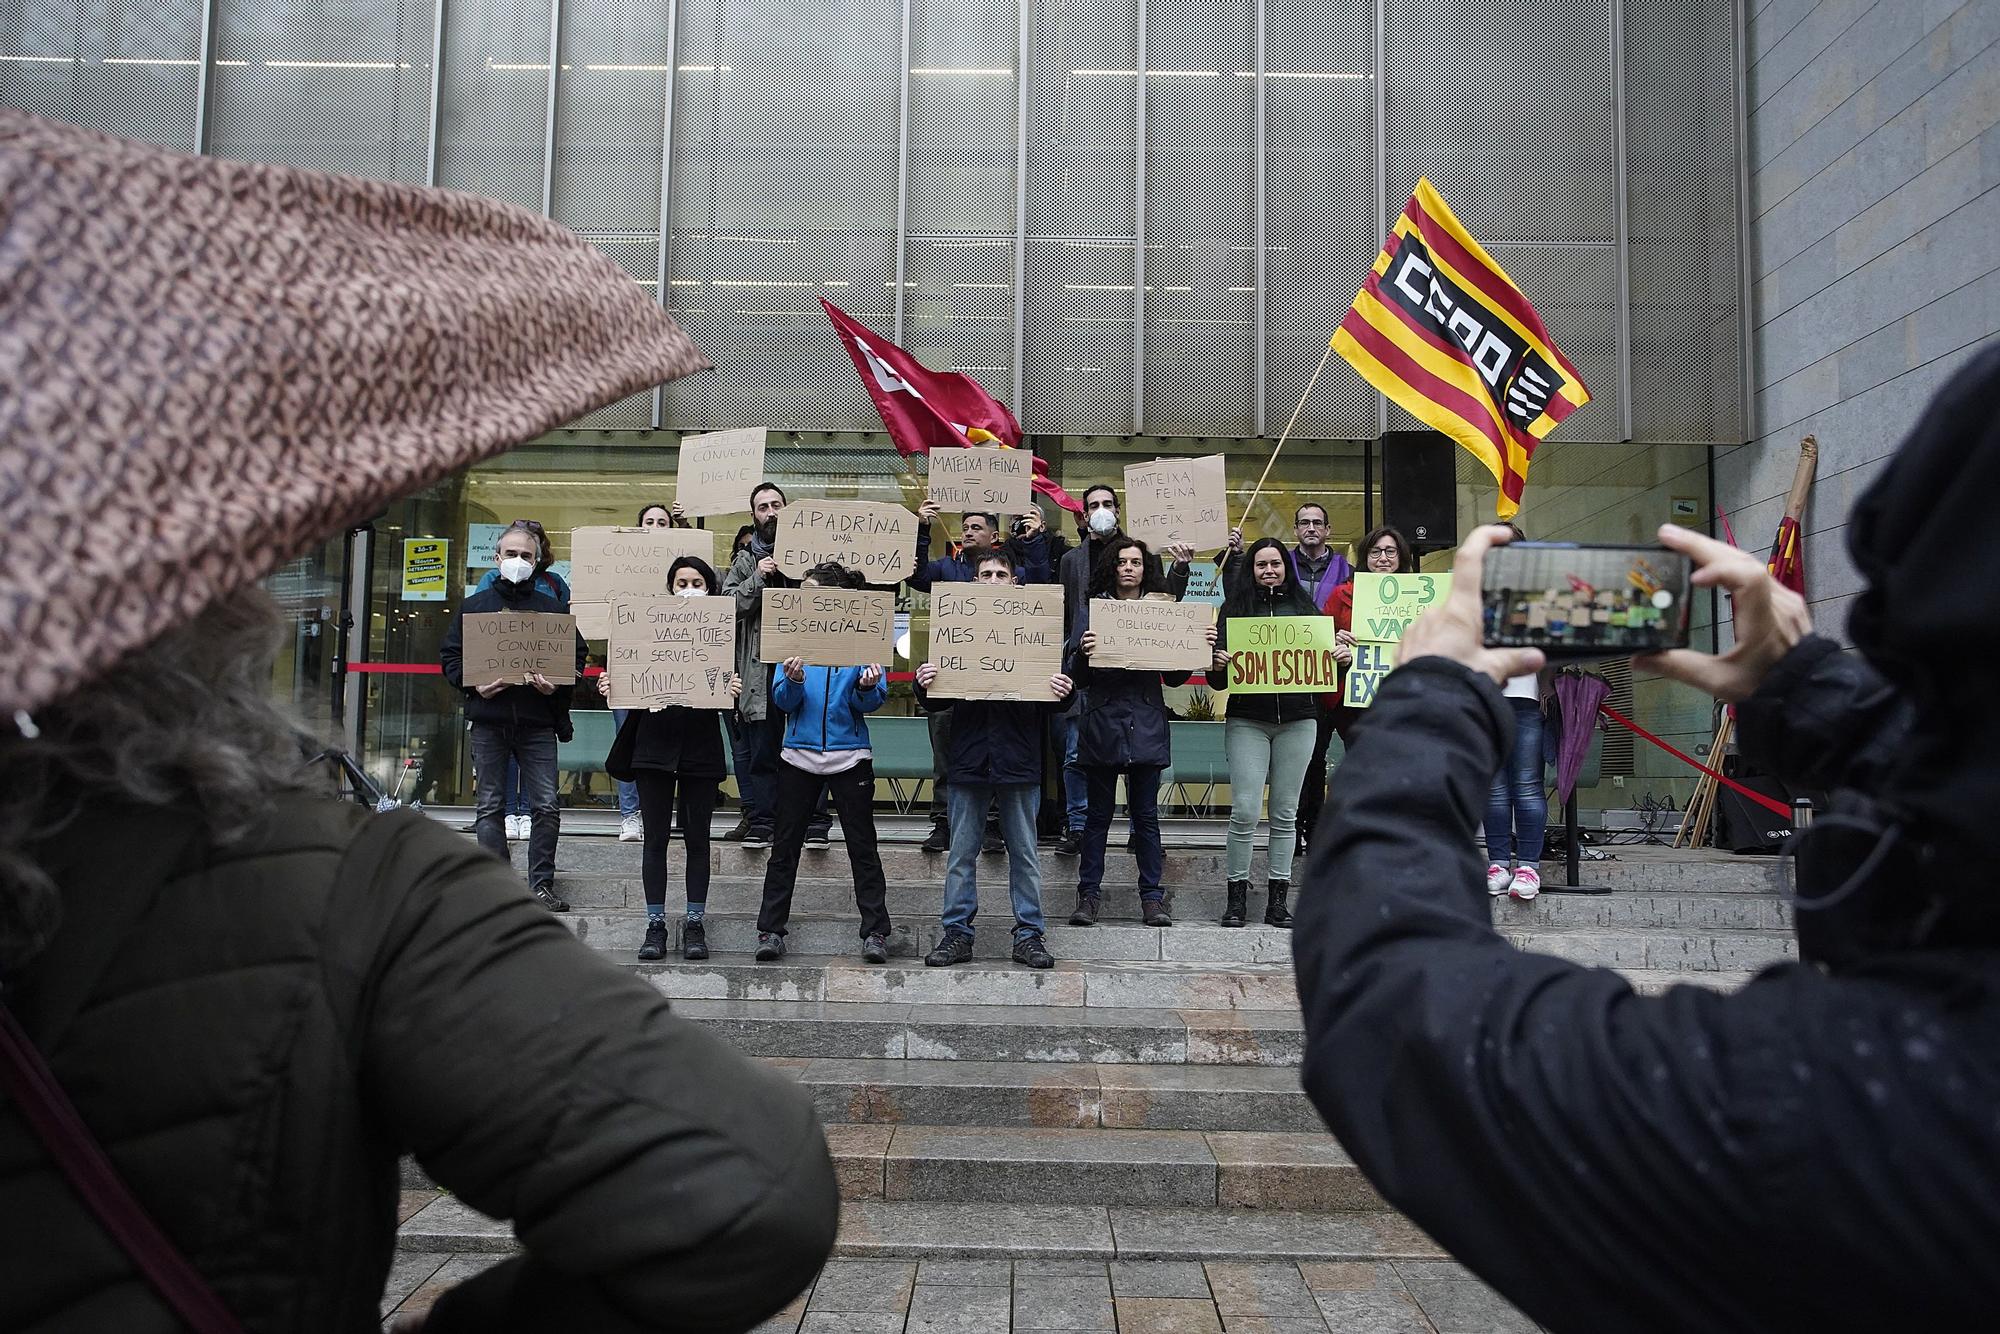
[759,587,897,667]
[1343,571,1453,708]
[926,447,1034,514]
[676,428,767,518]
[1123,454,1229,553]
[773,500,919,585]
[570,526,720,637]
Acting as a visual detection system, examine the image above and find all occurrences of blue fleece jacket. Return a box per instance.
[771,665,890,753]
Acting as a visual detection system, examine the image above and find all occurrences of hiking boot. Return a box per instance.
[681,919,709,961]
[721,817,751,842]
[861,933,890,964]
[1220,879,1249,928]
[1012,934,1055,970]
[532,883,570,913]
[755,932,785,961]
[925,931,975,967]
[804,825,831,848]
[1069,894,1099,927]
[1055,829,1081,856]
[1141,897,1173,927]
[921,821,951,853]
[742,826,773,850]
[1263,879,1294,929]
[637,920,668,961]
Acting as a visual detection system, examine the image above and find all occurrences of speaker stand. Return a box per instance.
[1541,793,1611,894]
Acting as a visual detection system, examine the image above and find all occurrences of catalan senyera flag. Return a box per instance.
[1767,514,1806,595]
[1332,179,1589,520]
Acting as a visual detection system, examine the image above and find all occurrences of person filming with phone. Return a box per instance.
[1292,344,2000,1331]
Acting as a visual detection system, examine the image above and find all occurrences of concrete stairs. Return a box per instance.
[396,829,1794,1287]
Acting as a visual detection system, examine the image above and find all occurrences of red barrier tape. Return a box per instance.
[1597,702,1791,818]
[343,662,440,674]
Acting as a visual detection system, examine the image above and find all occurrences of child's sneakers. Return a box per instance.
[1486,863,1514,896]
[1509,866,1542,901]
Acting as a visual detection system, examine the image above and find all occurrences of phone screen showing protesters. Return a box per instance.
[1481,542,1692,657]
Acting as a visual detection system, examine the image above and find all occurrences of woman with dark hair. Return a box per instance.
[1064,537,1213,927]
[1208,537,1322,928]
[1483,523,1547,900]
[598,555,739,960]
[604,504,689,844]
[1318,524,1417,749]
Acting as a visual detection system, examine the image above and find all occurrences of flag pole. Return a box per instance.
[1228,339,1335,562]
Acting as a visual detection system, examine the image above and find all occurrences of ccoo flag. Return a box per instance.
[1332,179,1589,520]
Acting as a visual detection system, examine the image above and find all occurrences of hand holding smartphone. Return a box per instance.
[1481,542,1692,658]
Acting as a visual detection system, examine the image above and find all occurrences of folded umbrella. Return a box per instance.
[0,110,709,722]
[1554,670,1610,806]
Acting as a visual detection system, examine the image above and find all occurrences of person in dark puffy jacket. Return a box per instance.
[1063,536,1216,927]
[599,556,740,962]
[1207,537,1323,929]
[914,547,1074,971]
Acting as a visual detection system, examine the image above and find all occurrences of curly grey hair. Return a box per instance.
[0,588,326,973]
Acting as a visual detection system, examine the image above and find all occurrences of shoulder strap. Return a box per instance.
[0,999,247,1333]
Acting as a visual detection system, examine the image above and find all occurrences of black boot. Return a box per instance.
[1220,880,1249,928]
[1069,893,1099,926]
[1263,878,1293,928]
[1142,896,1173,927]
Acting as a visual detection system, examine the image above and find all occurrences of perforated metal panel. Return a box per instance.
[0,0,204,151]
[207,0,432,179]
[904,236,1017,405]
[433,0,552,211]
[1021,238,1139,435]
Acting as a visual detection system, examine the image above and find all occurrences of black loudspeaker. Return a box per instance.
[1714,774,1795,855]
[1381,433,1458,548]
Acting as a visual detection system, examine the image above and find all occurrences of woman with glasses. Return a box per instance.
[1320,525,1417,748]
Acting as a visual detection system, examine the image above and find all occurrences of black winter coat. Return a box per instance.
[1,797,838,1333]
[916,685,1059,786]
[1209,587,1326,725]
[1292,646,2000,1333]
[607,704,730,781]
[440,579,588,737]
[1063,600,1190,770]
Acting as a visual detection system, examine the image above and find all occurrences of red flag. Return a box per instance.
[1768,514,1806,595]
[822,299,1081,514]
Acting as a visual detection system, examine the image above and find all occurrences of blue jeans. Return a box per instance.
[612,709,641,819]
[473,723,559,888]
[1058,714,1088,832]
[1484,696,1548,864]
[1078,765,1163,901]
[942,783,1045,941]
[746,706,829,833]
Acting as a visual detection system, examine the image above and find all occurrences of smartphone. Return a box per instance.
[1481,542,1692,657]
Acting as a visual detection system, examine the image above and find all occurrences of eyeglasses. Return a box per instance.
[1367,546,1401,558]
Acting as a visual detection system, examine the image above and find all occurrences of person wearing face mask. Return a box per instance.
[1207,538,1323,928]
[1052,485,1195,856]
[597,556,741,961]
[723,481,833,850]
[1065,537,1216,927]
[472,519,571,843]
[442,519,589,912]
[593,502,686,845]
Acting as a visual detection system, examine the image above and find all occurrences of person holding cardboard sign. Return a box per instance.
[598,557,741,963]
[755,562,895,965]
[1208,539,1326,929]
[472,519,573,844]
[442,520,589,913]
[1065,537,1215,927]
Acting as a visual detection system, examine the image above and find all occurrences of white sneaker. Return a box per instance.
[619,814,645,842]
[507,814,529,841]
[1486,863,1513,896]
[1509,866,1542,901]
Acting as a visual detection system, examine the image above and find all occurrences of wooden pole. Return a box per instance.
[1781,434,1819,528]
[1221,339,1336,574]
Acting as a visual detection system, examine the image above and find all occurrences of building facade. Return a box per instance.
[6,0,1761,816]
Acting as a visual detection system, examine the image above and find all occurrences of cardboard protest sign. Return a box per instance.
[925,446,1034,515]
[569,526,719,638]
[605,597,737,709]
[773,500,918,584]
[1123,454,1229,552]
[401,537,448,602]
[1087,597,1214,672]
[1349,571,1453,642]
[1341,639,1398,709]
[462,612,578,685]
[676,428,767,517]
[1225,615,1341,694]
[759,587,897,667]
[929,584,1064,701]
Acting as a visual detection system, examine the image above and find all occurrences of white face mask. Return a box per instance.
[498,556,535,585]
[1087,508,1118,536]
[674,586,705,598]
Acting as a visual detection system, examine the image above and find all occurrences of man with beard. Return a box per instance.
[1049,484,1195,856]
[722,482,830,849]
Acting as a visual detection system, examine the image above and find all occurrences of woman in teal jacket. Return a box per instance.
[753,562,894,964]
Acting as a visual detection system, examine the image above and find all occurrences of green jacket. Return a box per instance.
[1,797,837,1332]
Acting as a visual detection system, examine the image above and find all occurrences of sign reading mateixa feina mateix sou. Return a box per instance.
[1342,571,1452,708]
[1226,615,1341,693]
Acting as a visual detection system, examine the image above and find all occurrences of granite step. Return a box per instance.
[788,1057,1322,1132]
[398,1195,1449,1263]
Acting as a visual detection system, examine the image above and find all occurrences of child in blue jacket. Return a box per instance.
[755,562,894,963]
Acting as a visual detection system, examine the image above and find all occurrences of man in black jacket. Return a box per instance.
[1292,342,2000,1332]
[441,523,589,911]
[914,549,1073,970]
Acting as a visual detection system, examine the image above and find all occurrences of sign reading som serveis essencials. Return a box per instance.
[758,587,897,667]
